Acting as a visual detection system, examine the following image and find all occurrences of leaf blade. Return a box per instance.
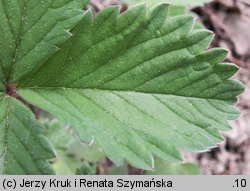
[0,0,88,83]
[0,96,55,175]
[18,4,243,170]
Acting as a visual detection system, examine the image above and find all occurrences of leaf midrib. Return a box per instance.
[18,86,234,102]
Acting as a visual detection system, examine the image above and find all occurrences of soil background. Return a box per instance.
[90,0,250,175]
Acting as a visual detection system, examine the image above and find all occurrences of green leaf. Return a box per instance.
[107,161,200,175]
[18,4,243,170]
[43,119,73,152]
[43,119,75,174]
[107,165,129,175]
[0,71,4,91]
[146,160,200,175]
[122,0,209,6]
[75,163,97,175]
[68,141,105,163]
[0,96,55,174]
[0,0,88,84]
[168,5,187,16]
[43,119,105,174]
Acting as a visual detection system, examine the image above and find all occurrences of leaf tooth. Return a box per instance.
[148,3,169,22]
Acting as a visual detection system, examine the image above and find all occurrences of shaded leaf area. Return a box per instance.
[0,97,55,175]
[18,4,243,170]
[0,0,89,83]
[43,119,104,174]
[75,163,97,175]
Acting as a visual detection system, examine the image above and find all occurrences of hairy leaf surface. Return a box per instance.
[0,97,55,174]
[18,4,243,169]
[0,0,88,83]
